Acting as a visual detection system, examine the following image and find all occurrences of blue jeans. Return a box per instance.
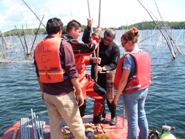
[123,88,149,139]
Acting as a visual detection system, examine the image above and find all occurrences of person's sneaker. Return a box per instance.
[93,116,109,124]
[100,117,110,124]
[110,116,117,125]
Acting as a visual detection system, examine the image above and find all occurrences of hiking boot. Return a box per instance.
[110,116,117,125]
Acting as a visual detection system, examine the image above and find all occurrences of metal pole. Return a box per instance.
[87,0,91,18]
[94,0,102,82]
[30,15,44,55]
[21,0,46,29]
[98,0,101,27]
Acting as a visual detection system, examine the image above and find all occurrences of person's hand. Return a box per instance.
[41,92,44,100]
[92,57,101,64]
[76,94,84,106]
[95,26,102,35]
[87,18,93,27]
[95,65,103,72]
[113,95,120,106]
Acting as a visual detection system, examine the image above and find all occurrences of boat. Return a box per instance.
[0,107,179,139]
[0,110,128,139]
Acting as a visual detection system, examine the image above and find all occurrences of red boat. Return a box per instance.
[0,114,128,139]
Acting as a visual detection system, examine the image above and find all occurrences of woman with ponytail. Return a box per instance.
[114,27,151,139]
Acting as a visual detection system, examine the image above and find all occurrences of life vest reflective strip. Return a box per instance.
[114,50,151,93]
[34,37,65,83]
[38,71,64,75]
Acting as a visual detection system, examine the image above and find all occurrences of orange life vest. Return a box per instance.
[34,37,65,83]
[114,50,151,93]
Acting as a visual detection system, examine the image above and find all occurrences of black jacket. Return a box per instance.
[82,27,120,88]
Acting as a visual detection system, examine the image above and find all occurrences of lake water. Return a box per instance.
[0,30,185,138]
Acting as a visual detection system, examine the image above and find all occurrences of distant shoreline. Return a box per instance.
[118,21,185,30]
[1,21,185,36]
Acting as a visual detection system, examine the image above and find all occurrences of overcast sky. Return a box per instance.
[0,0,185,32]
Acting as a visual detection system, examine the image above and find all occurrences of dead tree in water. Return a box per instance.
[15,16,44,59]
[137,0,184,59]
[0,32,8,59]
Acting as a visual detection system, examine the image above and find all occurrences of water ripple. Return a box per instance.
[1,32,185,138]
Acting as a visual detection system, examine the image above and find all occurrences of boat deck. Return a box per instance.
[0,115,128,139]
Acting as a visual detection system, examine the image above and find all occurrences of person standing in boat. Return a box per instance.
[82,25,120,125]
[63,19,107,123]
[114,27,151,139]
[34,18,86,139]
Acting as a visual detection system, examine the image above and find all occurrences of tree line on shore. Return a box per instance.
[1,21,185,36]
[118,21,185,30]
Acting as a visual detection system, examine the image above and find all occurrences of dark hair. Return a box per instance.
[121,27,139,43]
[66,20,81,33]
[104,28,116,39]
[46,17,63,35]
